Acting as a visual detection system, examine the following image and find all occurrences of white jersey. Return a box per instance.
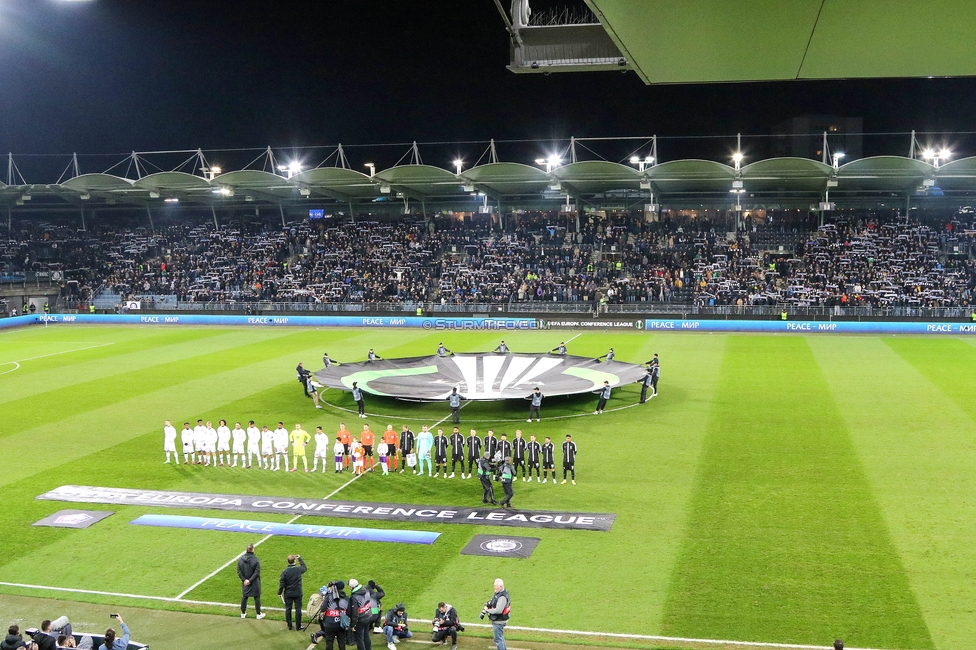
[217,426,232,451]
[314,432,329,457]
[181,427,194,451]
[333,440,344,456]
[205,426,218,452]
[377,442,388,457]
[247,426,261,450]
[163,425,177,452]
[273,427,289,452]
[193,425,206,450]
[261,430,274,453]
[231,426,246,453]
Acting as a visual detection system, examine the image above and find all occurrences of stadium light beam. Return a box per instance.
[535,154,562,174]
[629,155,655,172]
[832,152,845,170]
[453,159,464,175]
[732,152,744,171]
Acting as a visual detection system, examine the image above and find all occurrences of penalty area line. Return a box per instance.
[0,342,116,375]
[0,580,884,650]
[173,472,364,600]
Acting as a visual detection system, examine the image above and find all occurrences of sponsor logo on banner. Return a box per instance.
[33,509,115,529]
[38,485,615,531]
[541,320,643,329]
[644,319,976,334]
[131,514,440,544]
[124,301,141,310]
[461,534,540,558]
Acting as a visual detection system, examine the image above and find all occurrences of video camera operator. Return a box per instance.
[311,581,349,650]
[28,621,55,650]
[382,603,412,650]
[431,602,460,650]
[481,578,510,650]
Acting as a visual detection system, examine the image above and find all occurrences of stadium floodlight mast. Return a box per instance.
[629,155,654,172]
[277,161,302,179]
[364,162,375,178]
[832,152,845,170]
[534,154,562,173]
[732,151,744,171]
[922,148,952,169]
[453,159,464,175]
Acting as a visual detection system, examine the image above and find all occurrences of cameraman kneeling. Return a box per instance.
[382,603,412,650]
[431,602,460,650]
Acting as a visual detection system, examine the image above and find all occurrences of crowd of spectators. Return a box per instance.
[2,211,975,311]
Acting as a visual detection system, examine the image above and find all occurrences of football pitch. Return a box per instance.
[2,324,976,650]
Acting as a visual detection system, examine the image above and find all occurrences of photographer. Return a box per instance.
[311,581,348,650]
[382,603,412,650]
[346,579,373,650]
[476,452,496,505]
[96,615,129,650]
[481,579,510,650]
[278,554,307,631]
[366,580,385,633]
[29,621,55,650]
[431,602,459,650]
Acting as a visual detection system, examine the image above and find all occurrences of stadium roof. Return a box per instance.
[3,154,976,213]
[504,0,976,83]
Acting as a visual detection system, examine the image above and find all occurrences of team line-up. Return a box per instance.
[162,421,583,483]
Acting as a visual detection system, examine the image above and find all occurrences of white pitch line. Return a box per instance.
[173,472,365,600]
[0,342,116,375]
[0,580,884,650]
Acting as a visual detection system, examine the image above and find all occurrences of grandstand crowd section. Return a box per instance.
[3,210,976,311]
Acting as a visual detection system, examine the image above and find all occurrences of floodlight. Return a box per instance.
[629,156,640,164]
[833,153,845,161]
[547,154,561,166]
[453,159,464,174]
[922,149,935,159]
[164,197,179,203]
[534,158,547,165]
[288,161,302,173]
[940,148,952,159]
[211,166,221,175]
[732,152,743,163]
[364,163,376,177]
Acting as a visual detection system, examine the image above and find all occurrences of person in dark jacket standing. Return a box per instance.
[398,425,414,474]
[237,544,265,619]
[278,554,307,631]
[498,457,515,508]
[351,382,366,418]
[447,387,465,424]
[561,434,578,485]
[297,363,311,397]
[464,428,481,479]
[346,579,373,650]
[1,625,26,650]
[312,581,347,649]
[594,380,611,414]
[525,388,543,422]
[639,368,654,404]
[477,453,496,504]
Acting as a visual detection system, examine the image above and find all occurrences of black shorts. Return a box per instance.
[543,461,555,469]
[363,445,373,456]
[563,461,575,469]
[513,457,524,466]
[528,460,540,468]
[342,444,350,454]
[435,453,447,463]
[452,453,464,461]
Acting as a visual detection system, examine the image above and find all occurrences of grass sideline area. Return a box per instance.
[2,324,975,649]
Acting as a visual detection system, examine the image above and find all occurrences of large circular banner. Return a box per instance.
[314,353,647,401]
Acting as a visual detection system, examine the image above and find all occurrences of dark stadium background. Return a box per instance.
[1,0,975,175]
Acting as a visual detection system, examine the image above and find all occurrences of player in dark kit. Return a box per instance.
[464,429,482,479]
[561,434,578,485]
[541,436,556,484]
[448,427,465,478]
[526,434,542,482]
[432,429,449,478]
[483,429,499,464]
[398,425,415,474]
[477,453,496,504]
[512,430,527,481]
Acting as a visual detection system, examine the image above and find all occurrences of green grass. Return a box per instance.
[2,325,976,649]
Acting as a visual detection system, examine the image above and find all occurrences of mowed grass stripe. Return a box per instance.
[810,336,975,650]
[0,328,356,439]
[0,328,263,404]
[884,337,976,422]
[660,336,933,649]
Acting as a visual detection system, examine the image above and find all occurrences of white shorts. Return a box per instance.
[274,446,288,455]
[248,444,260,456]
[218,442,231,452]
[233,442,245,454]
[194,441,204,451]
[262,444,273,455]
[314,449,329,458]
[205,443,216,453]
[182,441,193,452]
[164,442,177,452]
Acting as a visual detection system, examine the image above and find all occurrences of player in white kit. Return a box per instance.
[217,419,232,466]
[181,422,194,464]
[205,421,218,467]
[231,422,246,467]
[273,421,289,471]
[312,426,329,473]
[260,425,274,469]
[193,419,206,464]
[163,420,179,464]
[246,420,261,468]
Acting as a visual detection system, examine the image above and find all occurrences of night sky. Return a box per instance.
[1,0,975,175]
